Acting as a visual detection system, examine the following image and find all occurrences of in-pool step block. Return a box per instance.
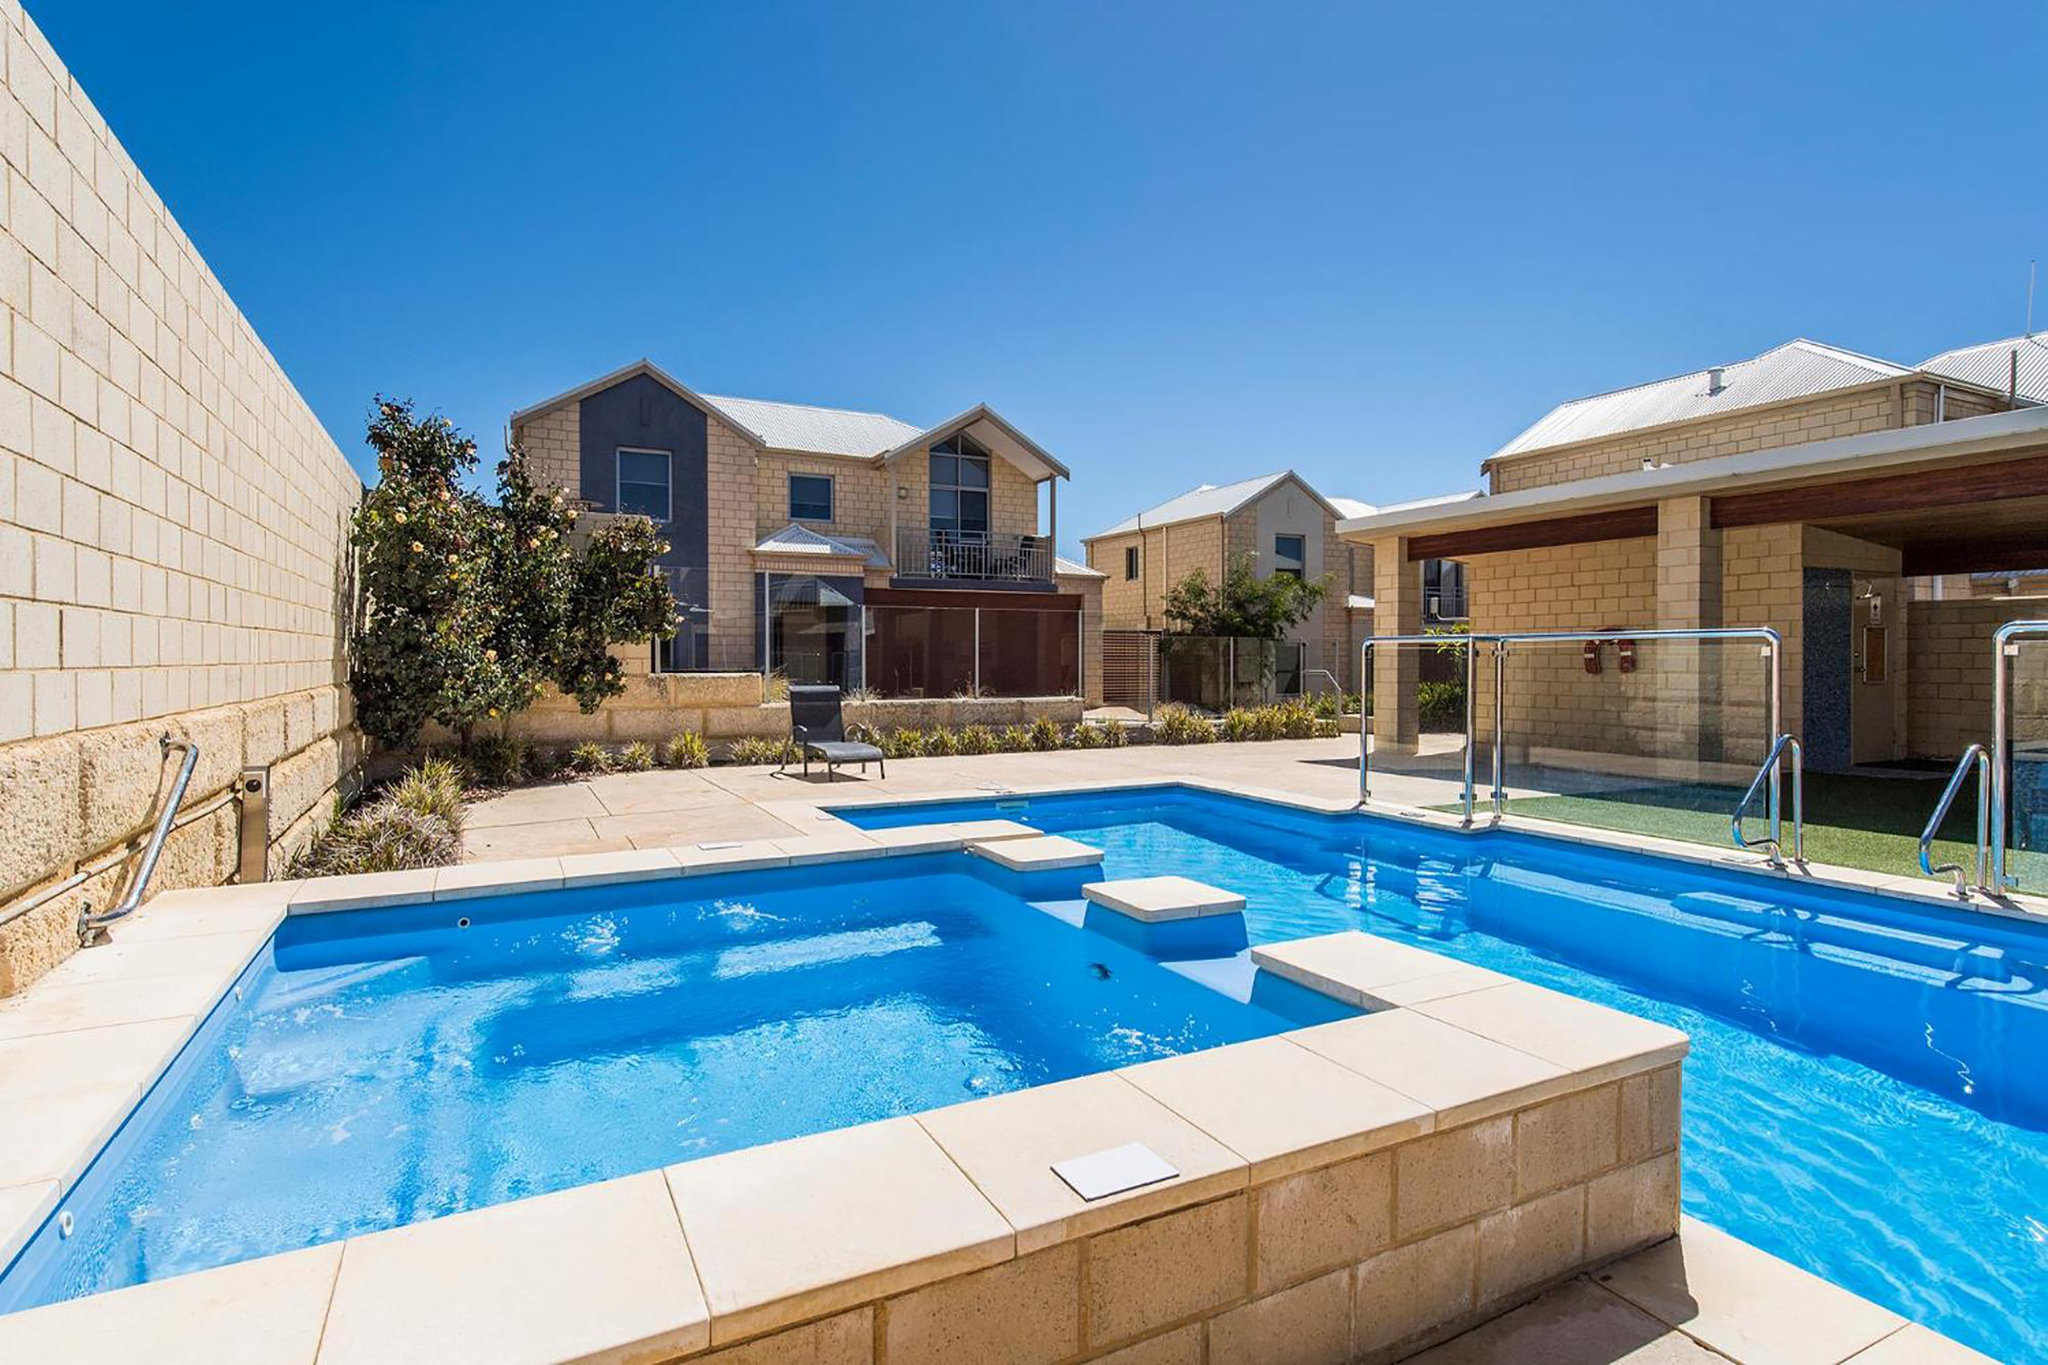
[967,835,1105,872]
[1081,876,1247,922]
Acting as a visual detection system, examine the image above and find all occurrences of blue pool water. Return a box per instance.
[843,788,2048,1363]
[0,852,1349,1313]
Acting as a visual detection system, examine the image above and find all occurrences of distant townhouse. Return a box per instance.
[509,360,1104,702]
[1341,335,2048,771]
[1082,471,1468,695]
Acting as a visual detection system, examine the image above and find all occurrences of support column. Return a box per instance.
[1655,497,1724,768]
[1370,537,1422,754]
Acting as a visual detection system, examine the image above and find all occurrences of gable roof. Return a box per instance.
[1085,470,1337,540]
[705,394,924,457]
[1487,339,1913,465]
[751,523,890,568]
[511,361,1065,476]
[1919,334,2048,404]
[508,359,769,446]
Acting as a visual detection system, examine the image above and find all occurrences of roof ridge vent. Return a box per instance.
[1706,366,1727,396]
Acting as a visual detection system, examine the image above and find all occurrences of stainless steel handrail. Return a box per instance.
[1990,620,2048,891]
[1920,743,1991,898]
[1732,732,1804,868]
[78,735,199,944]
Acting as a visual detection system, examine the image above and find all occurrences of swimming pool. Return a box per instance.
[840,787,2048,1362]
[0,851,1352,1313]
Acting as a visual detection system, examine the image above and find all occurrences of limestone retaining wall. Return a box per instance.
[0,6,364,994]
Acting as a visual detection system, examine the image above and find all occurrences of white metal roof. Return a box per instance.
[1327,496,1378,519]
[750,524,889,567]
[1919,335,2048,404]
[704,394,924,458]
[1488,339,1913,464]
[1087,470,1340,540]
[1055,555,1107,579]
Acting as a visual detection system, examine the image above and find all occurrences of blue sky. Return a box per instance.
[38,1,2046,554]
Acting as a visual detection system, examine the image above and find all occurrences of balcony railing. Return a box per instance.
[894,527,1053,584]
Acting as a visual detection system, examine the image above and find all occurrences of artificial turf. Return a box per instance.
[1455,769,1986,878]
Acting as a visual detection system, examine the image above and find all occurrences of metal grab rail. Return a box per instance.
[78,735,199,944]
[1920,744,1991,898]
[1731,733,1804,868]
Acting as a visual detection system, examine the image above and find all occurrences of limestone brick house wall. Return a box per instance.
[1907,594,2048,760]
[1485,378,2009,495]
[0,4,363,995]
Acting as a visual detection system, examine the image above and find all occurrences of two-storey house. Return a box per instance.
[509,360,1103,702]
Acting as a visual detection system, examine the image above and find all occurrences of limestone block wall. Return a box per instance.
[0,5,363,994]
[1489,386,1903,494]
[754,450,888,543]
[1907,595,2048,760]
[1465,538,1659,759]
[515,404,579,498]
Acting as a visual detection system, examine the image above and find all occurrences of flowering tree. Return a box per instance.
[1163,551,1328,638]
[348,399,675,747]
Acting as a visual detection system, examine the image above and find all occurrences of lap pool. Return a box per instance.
[838,787,2048,1363]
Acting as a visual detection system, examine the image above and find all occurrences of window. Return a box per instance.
[929,433,991,536]
[1274,533,1306,580]
[1124,546,1140,580]
[789,474,834,522]
[616,448,671,522]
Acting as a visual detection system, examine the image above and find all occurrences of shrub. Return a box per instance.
[998,724,1035,753]
[1221,708,1258,743]
[465,733,530,787]
[1069,722,1104,749]
[1312,718,1341,738]
[1275,698,1318,740]
[616,740,655,772]
[290,801,462,877]
[886,728,926,759]
[1028,716,1063,752]
[924,725,960,757]
[661,731,709,769]
[1418,679,1467,732]
[956,724,998,756]
[1154,704,1215,745]
[1095,720,1129,748]
[527,745,564,780]
[728,735,795,766]
[566,741,614,775]
[391,757,467,835]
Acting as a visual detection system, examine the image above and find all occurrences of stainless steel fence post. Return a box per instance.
[973,608,982,698]
[1460,635,1476,826]
[1491,638,1507,824]
[1357,638,1371,803]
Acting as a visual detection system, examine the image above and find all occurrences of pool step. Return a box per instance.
[1081,876,1247,923]
[967,834,1104,873]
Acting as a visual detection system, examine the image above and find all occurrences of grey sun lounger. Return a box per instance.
[786,684,886,781]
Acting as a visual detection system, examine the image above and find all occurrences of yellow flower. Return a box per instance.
[393,509,407,524]
[410,541,424,553]
[487,707,499,717]
[484,648,497,662]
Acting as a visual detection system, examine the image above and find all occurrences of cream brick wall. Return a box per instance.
[514,405,578,498]
[1906,595,2048,760]
[1466,538,1660,758]
[0,4,362,993]
[755,451,889,542]
[1490,385,1906,494]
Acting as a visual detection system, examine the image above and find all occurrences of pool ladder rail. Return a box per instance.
[1731,732,1805,870]
[1920,744,1993,900]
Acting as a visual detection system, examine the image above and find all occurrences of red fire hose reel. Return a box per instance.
[1583,630,1638,675]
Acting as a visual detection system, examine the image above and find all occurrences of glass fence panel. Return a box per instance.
[863,606,978,698]
[2004,639,2048,891]
[1156,636,1318,711]
[1482,636,1774,855]
[1360,638,1477,812]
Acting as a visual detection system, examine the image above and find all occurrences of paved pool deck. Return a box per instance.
[462,738,1475,862]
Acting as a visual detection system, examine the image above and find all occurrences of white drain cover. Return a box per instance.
[1051,1142,1180,1201]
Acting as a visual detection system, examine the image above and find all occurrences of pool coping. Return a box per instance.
[0,783,2013,1362]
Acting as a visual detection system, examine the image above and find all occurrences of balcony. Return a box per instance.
[892,527,1055,588]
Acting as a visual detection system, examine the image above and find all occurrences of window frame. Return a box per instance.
[1124,545,1140,581]
[788,472,835,523]
[929,434,992,536]
[615,446,673,524]
[1273,533,1306,581]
